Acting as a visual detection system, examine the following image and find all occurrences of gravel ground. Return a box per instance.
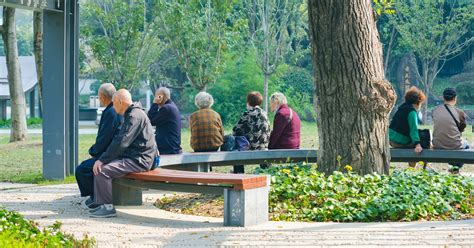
[1,183,473,247]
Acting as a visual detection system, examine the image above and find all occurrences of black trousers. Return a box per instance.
[75,158,97,199]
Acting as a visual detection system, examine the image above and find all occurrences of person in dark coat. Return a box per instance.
[268,92,301,150]
[75,83,122,207]
[147,87,182,154]
[89,89,158,218]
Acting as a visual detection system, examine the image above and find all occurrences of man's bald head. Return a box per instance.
[113,89,133,115]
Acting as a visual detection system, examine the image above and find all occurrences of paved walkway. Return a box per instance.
[0,129,98,135]
[0,184,473,247]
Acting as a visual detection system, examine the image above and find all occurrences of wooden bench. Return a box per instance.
[112,168,270,227]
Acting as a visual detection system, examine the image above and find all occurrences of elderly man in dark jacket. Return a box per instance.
[147,87,182,154]
[88,89,158,218]
[76,83,122,208]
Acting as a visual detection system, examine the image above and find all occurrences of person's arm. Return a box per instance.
[232,112,249,136]
[408,111,422,153]
[189,114,196,149]
[88,110,120,157]
[268,112,287,149]
[99,114,143,164]
[147,103,169,126]
[218,114,225,141]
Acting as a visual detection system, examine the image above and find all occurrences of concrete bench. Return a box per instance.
[157,148,473,171]
[112,168,269,227]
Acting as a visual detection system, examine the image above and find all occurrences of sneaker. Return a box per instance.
[448,167,460,175]
[80,196,95,210]
[89,204,117,218]
[88,204,102,213]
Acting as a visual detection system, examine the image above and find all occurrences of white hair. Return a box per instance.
[270,92,287,106]
[194,92,214,109]
[156,87,171,99]
[98,83,117,100]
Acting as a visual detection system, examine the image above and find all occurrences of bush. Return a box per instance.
[0,208,95,247]
[256,164,473,222]
[456,82,474,105]
[0,118,43,128]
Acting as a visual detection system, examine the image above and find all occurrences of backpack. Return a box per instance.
[221,135,250,151]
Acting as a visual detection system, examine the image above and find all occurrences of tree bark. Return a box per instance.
[264,73,269,113]
[308,0,396,175]
[33,11,43,114]
[2,7,28,142]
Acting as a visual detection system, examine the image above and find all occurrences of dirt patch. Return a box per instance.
[155,193,224,218]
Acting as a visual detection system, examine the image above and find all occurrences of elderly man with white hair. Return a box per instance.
[76,83,122,209]
[268,92,301,150]
[189,92,224,152]
[147,87,182,154]
[88,89,158,218]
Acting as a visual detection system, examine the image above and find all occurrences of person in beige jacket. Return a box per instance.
[432,88,470,174]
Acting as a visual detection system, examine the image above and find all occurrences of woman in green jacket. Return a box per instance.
[389,86,426,167]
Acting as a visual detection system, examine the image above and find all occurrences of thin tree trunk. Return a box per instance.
[384,27,396,78]
[308,0,396,175]
[2,7,28,142]
[33,12,43,114]
[263,73,269,113]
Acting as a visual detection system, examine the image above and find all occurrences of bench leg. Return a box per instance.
[112,181,143,206]
[181,163,211,172]
[223,179,269,227]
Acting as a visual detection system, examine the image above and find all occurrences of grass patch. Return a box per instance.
[0,208,94,247]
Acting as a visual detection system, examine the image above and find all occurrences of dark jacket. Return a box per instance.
[147,100,182,154]
[89,103,122,158]
[99,105,158,169]
[269,104,301,149]
[232,106,271,150]
[389,102,420,145]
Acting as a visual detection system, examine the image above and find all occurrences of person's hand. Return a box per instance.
[414,144,422,154]
[93,160,103,176]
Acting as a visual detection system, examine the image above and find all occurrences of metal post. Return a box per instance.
[29,89,35,118]
[42,0,79,179]
[0,100,6,120]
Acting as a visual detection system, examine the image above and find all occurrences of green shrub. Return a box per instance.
[256,164,473,222]
[456,82,474,105]
[0,208,95,247]
[0,118,43,128]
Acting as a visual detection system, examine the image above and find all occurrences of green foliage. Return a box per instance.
[277,67,315,121]
[456,82,474,105]
[0,118,42,128]
[0,208,95,247]
[81,0,162,90]
[154,0,244,91]
[257,164,473,222]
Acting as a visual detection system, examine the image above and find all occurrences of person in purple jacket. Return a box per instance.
[268,92,301,150]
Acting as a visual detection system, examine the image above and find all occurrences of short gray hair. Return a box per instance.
[156,87,171,99]
[195,92,214,109]
[270,92,287,106]
[98,83,116,100]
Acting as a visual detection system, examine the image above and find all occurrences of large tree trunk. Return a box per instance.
[2,7,28,142]
[308,0,396,175]
[33,12,43,114]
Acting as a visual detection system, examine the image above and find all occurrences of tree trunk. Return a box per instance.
[33,12,43,113]
[308,0,396,175]
[263,73,269,113]
[2,7,28,142]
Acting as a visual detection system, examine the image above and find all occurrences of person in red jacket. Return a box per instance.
[268,92,301,149]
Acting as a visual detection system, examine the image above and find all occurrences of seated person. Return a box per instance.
[75,83,122,208]
[147,87,182,154]
[232,91,271,173]
[89,89,158,218]
[268,92,301,150]
[189,92,224,152]
[389,86,426,167]
[432,88,470,174]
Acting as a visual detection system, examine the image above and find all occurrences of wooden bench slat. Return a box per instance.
[125,168,267,190]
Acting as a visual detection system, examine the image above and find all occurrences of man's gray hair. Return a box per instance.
[156,87,171,99]
[270,92,287,106]
[195,92,214,109]
[98,83,117,100]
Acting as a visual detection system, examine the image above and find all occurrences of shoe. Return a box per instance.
[80,196,95,210]
[448,167,460,175]
[89,204,117,218]
[88,204,102,213]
